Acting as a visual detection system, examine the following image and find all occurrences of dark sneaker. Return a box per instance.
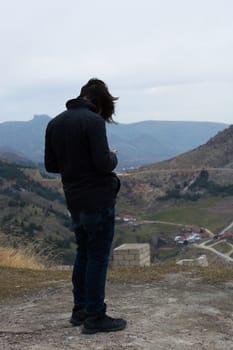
[81,314,127,334]
[70,306,87,326]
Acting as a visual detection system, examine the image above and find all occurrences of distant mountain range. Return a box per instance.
[0,115,49,163]
[0,115,229,169]
[107,120,229,169]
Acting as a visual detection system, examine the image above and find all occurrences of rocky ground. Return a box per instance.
[0,273,233,350]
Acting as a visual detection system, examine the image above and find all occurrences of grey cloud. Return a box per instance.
[0,0,233,123]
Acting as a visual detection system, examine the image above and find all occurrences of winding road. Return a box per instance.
[138,219,233,263]
[196,241,233,263]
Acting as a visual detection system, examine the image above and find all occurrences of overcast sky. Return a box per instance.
[0,0,233,124]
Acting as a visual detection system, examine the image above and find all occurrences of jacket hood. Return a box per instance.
[66,97,97,113]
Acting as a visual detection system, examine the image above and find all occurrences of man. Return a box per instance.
[44,79,126,334]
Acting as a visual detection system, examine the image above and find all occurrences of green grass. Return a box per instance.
[155,247,180,260]
[145,197,232,233]
[154,245,221,264]
[211,241,233,254]
[114,223,155,246]
[176,245,222,263]
[205,240,216,246]
[113,222,179,250]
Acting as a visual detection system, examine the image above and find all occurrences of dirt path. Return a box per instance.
[119,168,233,176]
[198,241,233,263]
[140,220,189,227]
[197,242,233,263]
[219,220,233,236]
[1,274,233,350]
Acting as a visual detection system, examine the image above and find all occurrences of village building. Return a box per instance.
[122,214,137,222]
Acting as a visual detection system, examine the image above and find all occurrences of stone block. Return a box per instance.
[176,254,208,267]
[112,243,151,268]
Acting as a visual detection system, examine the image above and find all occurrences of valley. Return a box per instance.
[0,123,233,266]
[1,160,233,266]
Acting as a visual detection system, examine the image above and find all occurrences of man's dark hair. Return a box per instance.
[79,78,118,123]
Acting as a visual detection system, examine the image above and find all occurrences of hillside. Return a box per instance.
[0,160,75,264]
[116,124,233,243]
[0,116,228,169]
[118,122,233,212]
[0,150,34,166]
[146,123,233,170]
[1,122,233,266]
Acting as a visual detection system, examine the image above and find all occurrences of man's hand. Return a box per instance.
[110,149,118,155]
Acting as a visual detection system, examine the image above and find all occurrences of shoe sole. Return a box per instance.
[81,323,127,334]
[70,318,84,327]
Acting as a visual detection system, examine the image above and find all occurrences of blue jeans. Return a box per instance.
[71,207,115,315]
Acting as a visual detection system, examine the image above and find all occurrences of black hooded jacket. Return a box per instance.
[44,98,120,211]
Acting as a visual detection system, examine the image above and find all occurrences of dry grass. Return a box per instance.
[194,265,233,282]
[108,264,183,282]
[0,267,71,299]
[0,236,70,300]
[108,264,233,283]
[0,234,58,270]
[0,232,232,301]
[0,246,45,270]
[0,263,232,301]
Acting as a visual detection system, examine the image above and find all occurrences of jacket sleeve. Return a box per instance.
[87,117,117,173]
[44,124,60,173]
